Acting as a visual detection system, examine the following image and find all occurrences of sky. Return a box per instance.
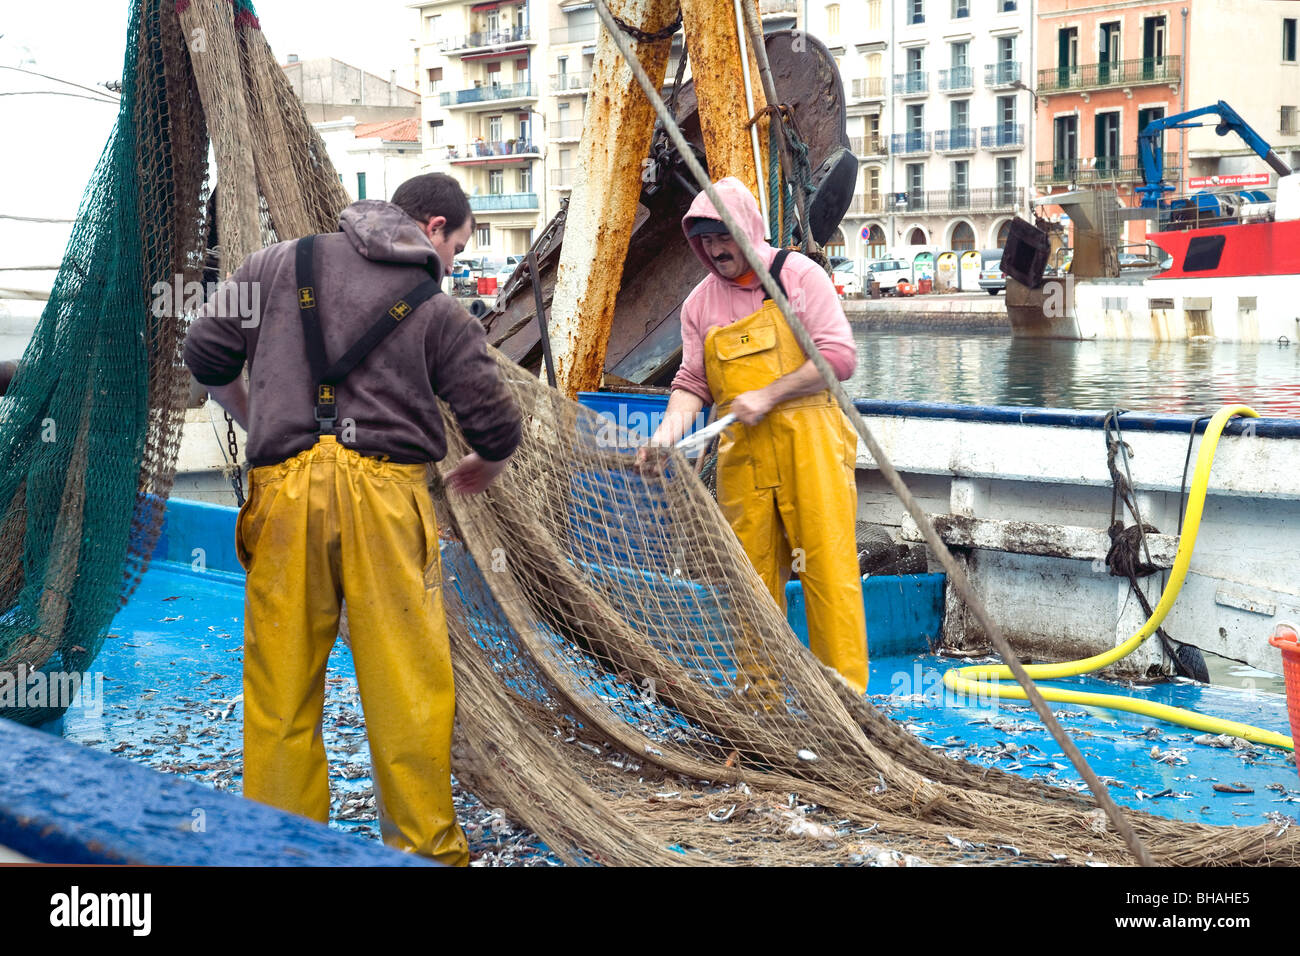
[0,0,419,316]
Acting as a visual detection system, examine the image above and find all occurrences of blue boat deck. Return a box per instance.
[12,498,1300,861]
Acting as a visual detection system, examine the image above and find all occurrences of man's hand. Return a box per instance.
[730,388,774,426]
[634,440,673,475]
[444,452,511,494]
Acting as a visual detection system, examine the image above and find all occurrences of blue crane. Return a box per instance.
[1136,99,1292,208]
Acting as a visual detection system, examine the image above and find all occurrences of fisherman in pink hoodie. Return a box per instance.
[646,177,868,695]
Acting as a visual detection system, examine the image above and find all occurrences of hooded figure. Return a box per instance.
[655,176,868,695]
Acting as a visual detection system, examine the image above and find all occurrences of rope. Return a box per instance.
[590,0,1154,866]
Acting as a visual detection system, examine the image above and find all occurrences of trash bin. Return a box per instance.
[869,280,881,299]
[477,276,498,295]
[1270,623,1300,773]
[897,280,912,297]
[917,278,933,295]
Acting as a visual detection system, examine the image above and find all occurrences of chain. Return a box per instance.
[224,409,245,506]
[607,6,681,42]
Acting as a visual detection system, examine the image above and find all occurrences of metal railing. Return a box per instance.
[551,167,576,188]
[979,123,1024,148]
[551,120,583,140]
[1035,152,1181,184]
[1037,55,1181,95]
[439,26,532,53]
[852,76,886,99]
[849,135,887,156]
[894,70,929,95]
[935,128,976,151]
[845,195,886,216]
[447,140,539,160]
[985,61,1021,87]
[938,67,973,91]
[891,131,931,155]
[468,192,539,211]
[550,71,593,92]
[549,23,598,45]
[900,186,1024,213]
[440,81,537,106]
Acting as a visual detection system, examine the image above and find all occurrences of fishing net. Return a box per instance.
[0,0,345,724]
[432,352,1300,866]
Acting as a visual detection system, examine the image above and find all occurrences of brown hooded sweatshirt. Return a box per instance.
[184,200,521,468]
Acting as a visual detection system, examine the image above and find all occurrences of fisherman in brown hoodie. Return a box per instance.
[184,173,521,866]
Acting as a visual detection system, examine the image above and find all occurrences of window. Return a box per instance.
[907,162,925,210]
[1286,19,1298,62]
[910,0,924,25]
[1099,21,1121,83]
[1058,27,1079,84]
[476,224,491,248]
[1054,115,1078,179]
[868,165,881,205]
[425,13,440,38]
[1138,106,1165,152]
[428,119,444,146]
[997,94,1016,126]
[951,99,969,131]
[998,0,1016,11]
[951,221,975,250]
[1184,235,1226,272]
[1143,15,1167,73]
[827,3,840,34]
[907,47,923,73]
[1095,111,1121,173]
[1283,106,1298,136]
[951,160,970,208]
[356,172,366,199]
[489,169,504,194]
[519,167,532,193]
[952,0,968,18]
[868,0,881,29]
[998,35,1016,62]
[489,116,503,141]
[951,41,968,69]
[997,156,1016,205]
[907,103,925,134]
[427,67,443,90]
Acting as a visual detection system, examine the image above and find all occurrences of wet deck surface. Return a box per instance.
[55,556,1300,863]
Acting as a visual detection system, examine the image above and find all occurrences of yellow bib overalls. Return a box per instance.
[702,292,869,695]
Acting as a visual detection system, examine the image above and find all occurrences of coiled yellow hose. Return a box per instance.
[942,404,1294,751]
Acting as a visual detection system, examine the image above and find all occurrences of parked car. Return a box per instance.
[864,258,912,294]
[831,260,861,295]
[978,253,1005,295]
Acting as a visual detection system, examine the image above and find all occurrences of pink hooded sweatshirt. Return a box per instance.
[670,176,857,403]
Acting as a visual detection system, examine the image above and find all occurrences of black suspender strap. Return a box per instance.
[762,248,792,302]
[294,233,443,433]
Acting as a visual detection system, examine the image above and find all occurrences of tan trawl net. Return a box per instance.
[433,352,1300,866]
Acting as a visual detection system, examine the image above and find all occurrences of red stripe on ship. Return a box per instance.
[1149,219,1300,280]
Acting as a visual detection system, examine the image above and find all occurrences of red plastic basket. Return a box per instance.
[1269,623,1300,770]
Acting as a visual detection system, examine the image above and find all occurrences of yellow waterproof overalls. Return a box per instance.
[235,234,468,866]
[702,254,869,695]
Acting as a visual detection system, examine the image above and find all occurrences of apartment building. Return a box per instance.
[824,0,1035,262]
[282,56,419,124]
[1036,1,1299,246]
[413,0,544,256]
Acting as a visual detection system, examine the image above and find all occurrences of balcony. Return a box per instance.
[934,128,976,153]
[551,119,583,142]
[891,131,931,155]
[901,187,1024,214]
[551,167,576,189]
[550,23,598,46]
[852,76,886,100]
[844,195,887,217]
[550,71,593,93]
[469,192,540,212]
[440,81,538,108]
[438,26,533,55]
[1036,55,1181,95]
[979,123,1024,149]
[894,71,929,96]
[985,61,1021,88]
[447,141,540,164]
[938,67,974,93]
[1035,152,1181,185]
[850,135,887,156]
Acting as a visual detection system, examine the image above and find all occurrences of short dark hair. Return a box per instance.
[392,173,472,232]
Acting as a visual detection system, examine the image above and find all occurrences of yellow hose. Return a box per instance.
[942,404,1295,751]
